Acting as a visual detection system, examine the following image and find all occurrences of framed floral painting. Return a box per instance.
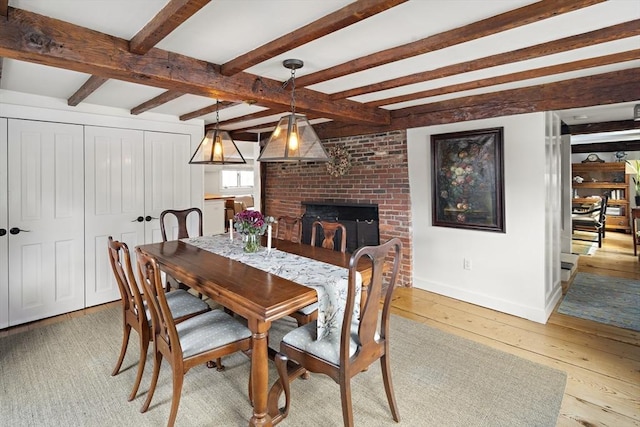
[431,127,505,232]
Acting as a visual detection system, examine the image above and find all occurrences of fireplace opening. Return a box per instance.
[301,202,379,253]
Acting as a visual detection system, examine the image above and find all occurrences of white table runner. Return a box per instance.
[184,234,360,340]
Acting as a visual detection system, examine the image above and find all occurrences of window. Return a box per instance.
[221,170,254,189]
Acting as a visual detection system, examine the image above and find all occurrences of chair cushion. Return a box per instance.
[144,289,209,321]
[281,320,360,366]
[296,302,318,316]
[177,309,252,359]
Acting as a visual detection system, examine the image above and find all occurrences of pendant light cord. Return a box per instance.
[290,68,296,115]
[215,100,220,131]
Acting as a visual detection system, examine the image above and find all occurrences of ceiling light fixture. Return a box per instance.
[257,59,329,162]
[189,101,246,165]
[634,104,640,121]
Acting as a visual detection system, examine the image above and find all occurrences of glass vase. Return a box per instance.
[244,233,260,253]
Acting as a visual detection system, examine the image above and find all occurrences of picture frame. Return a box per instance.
[431,127,505,232]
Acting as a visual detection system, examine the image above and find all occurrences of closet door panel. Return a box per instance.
[0,119,7,329]
[144,131,194,242]
[85,126,145,307]
[7,119,85,325]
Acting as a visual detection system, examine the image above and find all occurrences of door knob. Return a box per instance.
[145,216,158,222]
[0,229,6,236]
[132,216,144,222]
[9,227,30,235]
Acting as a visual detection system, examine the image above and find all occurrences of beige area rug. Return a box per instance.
[0,307,567,426]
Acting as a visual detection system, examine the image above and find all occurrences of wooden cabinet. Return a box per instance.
[571,162,630,232]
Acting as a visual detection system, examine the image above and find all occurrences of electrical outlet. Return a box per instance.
[463,258,472,270]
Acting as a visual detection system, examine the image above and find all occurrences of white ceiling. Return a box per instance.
[1,0,639,136]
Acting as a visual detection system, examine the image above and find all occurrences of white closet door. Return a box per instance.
[0,119,8,329]
[84,126,145,307]
[144,131,194,241]
[7,119,85,325]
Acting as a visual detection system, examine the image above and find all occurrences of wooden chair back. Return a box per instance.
[311,220,347,253]
[136,249,179,357]
[160,207,203,241]
[160,207,203,294]
[276,215,301,243]
[272,238,403,427]
[107,236,150,401]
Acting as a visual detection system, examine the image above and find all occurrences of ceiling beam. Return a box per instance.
[67,75,109,106]
[0,7,390,125]
[334,20,640,100]
[179,100,242,121]
[366,49,640,107]
[568,120,640,135]
[67,1,208,108]
[571,141,640,153]
[129,0,211,55]
[130,90,184,115]
[220,0,408,76]
[312,68,640,139]
[295,0,605,87]
[209,108,284,131]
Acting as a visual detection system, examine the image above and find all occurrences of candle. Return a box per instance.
[229,219,233,240]
[267,224,272,251]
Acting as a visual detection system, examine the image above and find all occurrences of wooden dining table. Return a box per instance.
[136,237,371,427]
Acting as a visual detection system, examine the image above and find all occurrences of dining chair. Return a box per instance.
[234,200,248,215]
[160,207,203,242]
[135,247,253,427]
[273,238,403,427]
[572,194,608,248]
[107,237,210,402]
[311,220,347,253]
[275,215,301,243]
[160,207,203,295]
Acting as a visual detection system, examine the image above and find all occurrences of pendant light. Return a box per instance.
[189,101,246,165]
[257,59,329,162]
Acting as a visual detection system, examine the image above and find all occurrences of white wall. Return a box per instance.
[408,112,562,323]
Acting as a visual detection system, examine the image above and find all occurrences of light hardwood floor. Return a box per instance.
[391,231,639,427]
[2,232,638,426]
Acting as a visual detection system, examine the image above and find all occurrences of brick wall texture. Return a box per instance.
[263,130,413,287]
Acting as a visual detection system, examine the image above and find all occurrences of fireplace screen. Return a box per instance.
[302,202,379,253]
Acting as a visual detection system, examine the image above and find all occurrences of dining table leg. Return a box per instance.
[249,318,272,427]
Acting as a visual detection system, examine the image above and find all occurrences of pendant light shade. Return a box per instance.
[257,59,329,163]
[189,100,246,165]
[189,129,246,164]
[258,113,328,162]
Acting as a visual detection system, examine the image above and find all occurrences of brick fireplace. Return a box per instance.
[263,130,412,287]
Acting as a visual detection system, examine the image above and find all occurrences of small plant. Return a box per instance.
[626,160,640,193]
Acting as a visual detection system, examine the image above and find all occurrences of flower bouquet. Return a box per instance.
[233,210,274,252]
